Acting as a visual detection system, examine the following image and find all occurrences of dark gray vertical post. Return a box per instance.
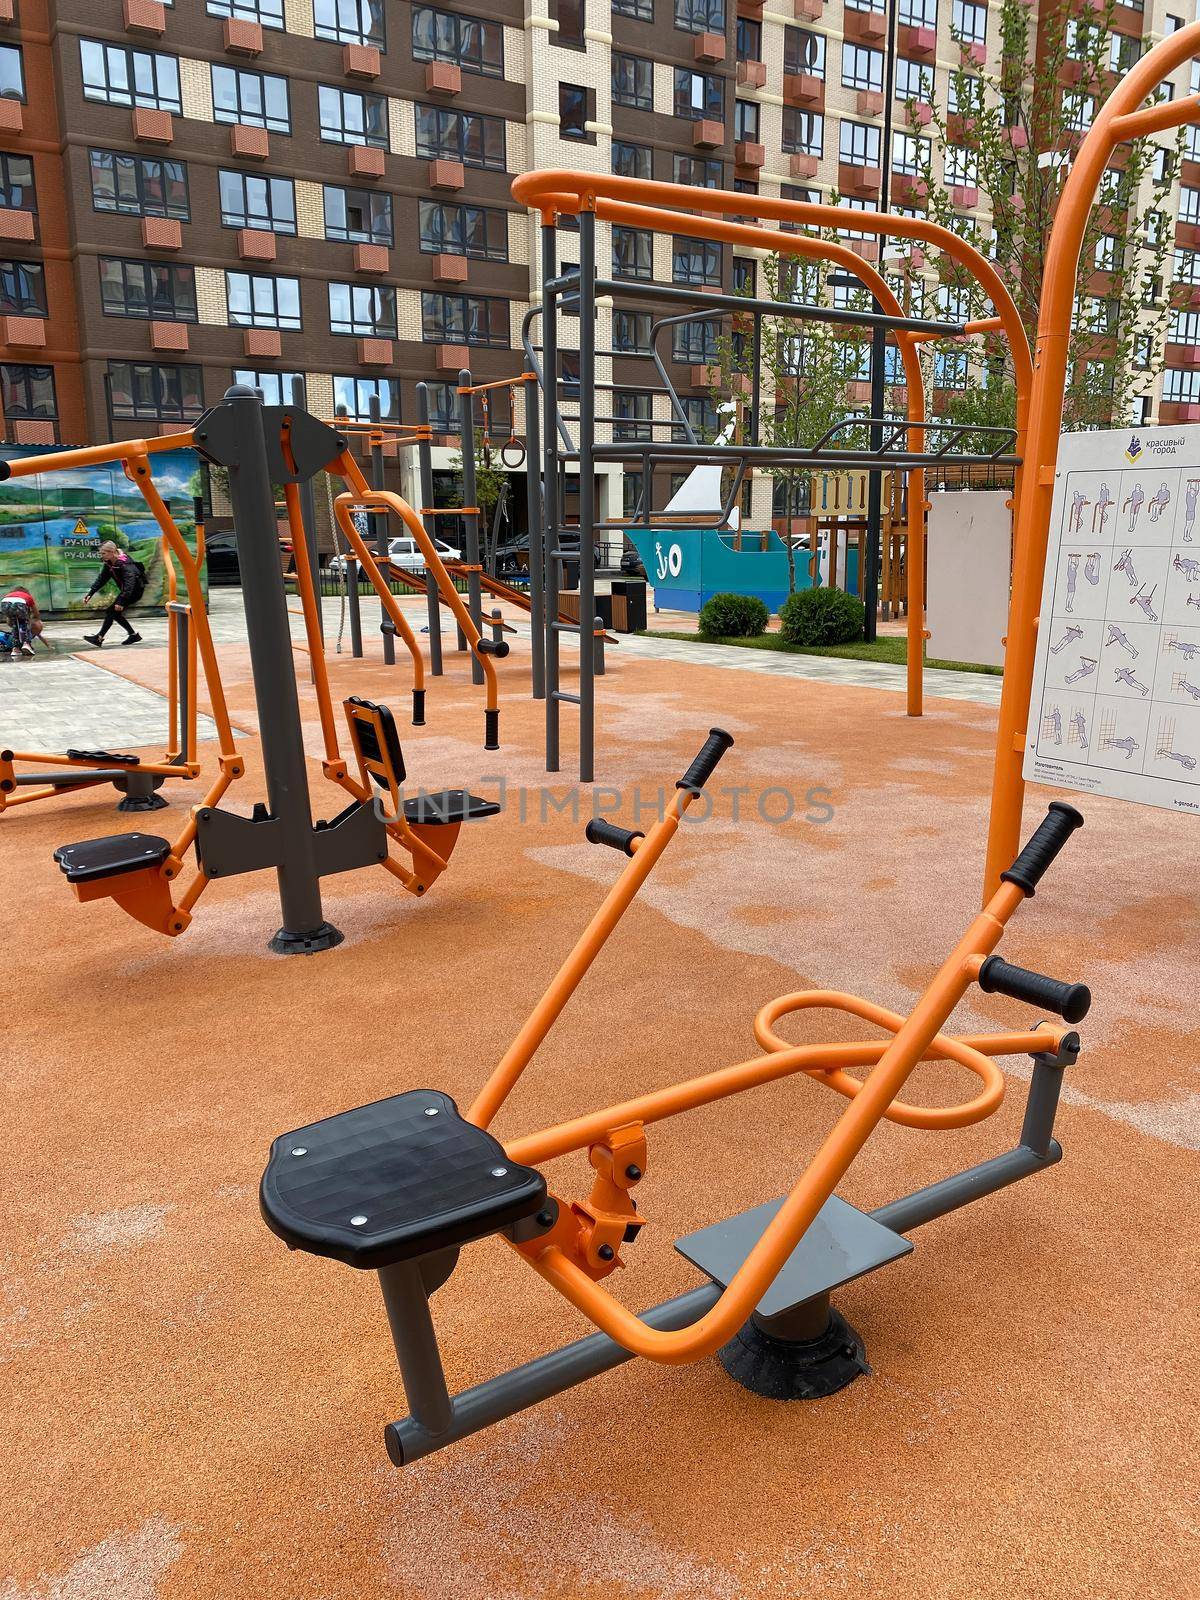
[525,356,546,700]
[297,475,324,644]
[458,369,484,686]
[212,386,340,952]
[369,393,396,666]
[335,404,363,658]
[542,221,561,771]
[378,1261,453,1437]
[577,209,596,784]
[593,615,605,676]
[414,383,443,676]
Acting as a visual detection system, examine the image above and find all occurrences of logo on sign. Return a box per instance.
[1125,434,1143,463]
[654,541,683,581]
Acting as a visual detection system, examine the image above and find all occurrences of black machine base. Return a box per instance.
[269,920,345,956]
[718,1305,868,1400]
[116,789,169,812]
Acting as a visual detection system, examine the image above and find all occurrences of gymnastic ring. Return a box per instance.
[753,990,1005,1131]
[500,440,527,469]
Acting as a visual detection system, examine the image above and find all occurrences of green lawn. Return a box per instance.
[640,630,1004,677]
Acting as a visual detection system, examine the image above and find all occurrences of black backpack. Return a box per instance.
[128,557,147,602]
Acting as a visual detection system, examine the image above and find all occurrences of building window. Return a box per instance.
[892,132,929,176]
[899,0,936,23]
[612,310,652,353]
[947,74,982,116]
[424,380,462,433]
[206,0,284,28]
[108,361,203,421]
[951,0,985,46]
[99,258,195,321]
[554,0,585,48]
[945,145,978,186]
[226,271,301,330]
[211,66,289,132]
[674,69,723,121]
[414,105,505,168]
[0,43,23,101]
[613,390,653,441]
[782,108,823,158]
[842,43,883,92]
[0,153,35,213]
[936,283,971,320]
[613,54,653,111]
[895,57,933,102]
[233,368,304,405]
[672,318,720,363]
[840,120,881,168]
[613,141,652,180]
[411,6,503,76]
[1164,368,1200,403]
[1176,248,1200,284]
[736,17,761,60]
[613,225,653,279]
[219,170,295,233]
[1,362,55,418]
[675,396,719,440]
[334,374,397,422]
[81,41,180,113]
[734,100,759,143]
[1170,309,1200,344]
[613,0,653,15]
[784,27,824,76]
[559,83,593,140]
[328,282,396,336]
[420,292,508,346]
[1180,188,1200,226]
[90,149,187,220]
[418,200,506,260]
[314,0,384,47]
[1132,395,1152,425]
[326,185,393,245]
[674,155,722,187]
[1110,32,1140,73]
[733,257,755,295]
[318,85,386,146]
[675,0,723,31]
[623,469,645,518]
[673,236,721,285]
[1094,234,1119,272]
[0,259,45,316]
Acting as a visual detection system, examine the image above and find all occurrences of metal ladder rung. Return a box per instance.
[551,690,582,705]
[551,620,581,633]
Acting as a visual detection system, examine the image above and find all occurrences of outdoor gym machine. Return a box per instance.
[0,505,206,818]
[14,388,504,951]
[261,732,1090,1461]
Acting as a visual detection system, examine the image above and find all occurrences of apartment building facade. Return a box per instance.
[0,0,1195,479]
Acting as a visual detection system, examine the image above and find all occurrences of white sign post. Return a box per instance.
[1024,424,1200,814]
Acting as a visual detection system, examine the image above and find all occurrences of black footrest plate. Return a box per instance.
[65,748,140,765]
[260,1089,545,1270]
[53,832,172,883]
[402,790,501,826]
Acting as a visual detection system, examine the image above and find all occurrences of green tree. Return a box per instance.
[448,428,509,571]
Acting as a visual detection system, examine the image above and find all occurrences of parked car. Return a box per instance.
[329,534,461,575]
[619,546,646,578]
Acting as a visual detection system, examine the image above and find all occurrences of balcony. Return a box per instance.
[427,157,463,189]
[907,100,932,127]
[343,44,381,79]
[436,343,469,372]
[243,328,281,358]
[349,145,387,179]
[432,253,468,283]
[734,140,765,170]
[692,119,724,149]
[0,2,14,23]
[783,73,822,106]
[793,0,822,16]
[961,40,987,65]
[354,243,389,273]
[237,228,277,261]
[358,337,392,365]
[149,320,189,351]
[425,62,461,95]
[0,315,45,348]
[839,163,881,198]
[123,0,165,35]
[694,31,725,63]
[0,208,34,242]
[141,216,182,250]
[690,363,719,387]
[893,174,928,205]
[1003,124,1028,149]
[736,60,766,88]
[132,107,172,143]
[1177,219,1200,249]
[223,17,263,55]
[230,124,269,159]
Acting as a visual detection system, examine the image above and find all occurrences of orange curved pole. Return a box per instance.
[983,20,1200,894]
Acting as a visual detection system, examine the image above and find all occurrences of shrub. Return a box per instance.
[778,585,865,647]
[698,591,770,638]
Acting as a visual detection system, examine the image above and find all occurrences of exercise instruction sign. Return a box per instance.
[1024,424,1200,813]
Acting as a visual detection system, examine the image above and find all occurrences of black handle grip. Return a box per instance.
[411,689,426,727]
[676,727,735,793]
[477,637,510,657]
[1001,801,1084,896]
[484,708,499,752]
[585,818,644,856]
[978,956,1091,1024]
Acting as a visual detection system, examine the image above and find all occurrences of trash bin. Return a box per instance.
[610,579,647,633]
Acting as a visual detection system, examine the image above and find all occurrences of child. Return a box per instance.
[0,587,38,659]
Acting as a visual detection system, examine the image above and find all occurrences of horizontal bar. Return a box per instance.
[586,444,1023,469]
[871,1140,1061,1233]
[593,278,967,337]
[10,771,124,787]
[551,620,581,633]
[551,690,582,704]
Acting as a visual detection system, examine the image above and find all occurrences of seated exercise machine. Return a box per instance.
[262,732,1091,1461]
[5,387,505,951]
[0,526,203,818]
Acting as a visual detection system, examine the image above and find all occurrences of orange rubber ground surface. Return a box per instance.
[3,631,1197,1599]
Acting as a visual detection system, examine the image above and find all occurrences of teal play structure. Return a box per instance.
[625,523,860,615]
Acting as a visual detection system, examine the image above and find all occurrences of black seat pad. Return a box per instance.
[53,832,171,883]
[260,1089,545,1270]
[402,790,501,825]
